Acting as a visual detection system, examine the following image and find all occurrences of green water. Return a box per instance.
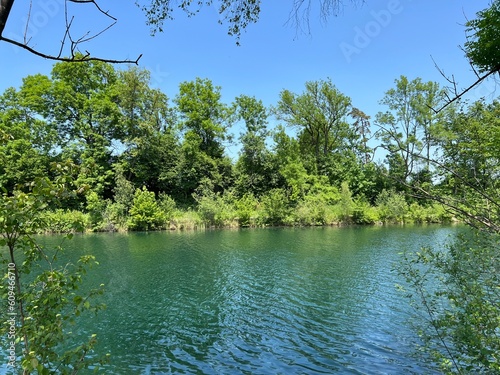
[5,226,460,374]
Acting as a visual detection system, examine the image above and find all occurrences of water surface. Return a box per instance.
[6,226,460,374]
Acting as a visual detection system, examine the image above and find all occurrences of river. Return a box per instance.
[3,225,461,374]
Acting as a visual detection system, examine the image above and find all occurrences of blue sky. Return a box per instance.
[0,0,496,158]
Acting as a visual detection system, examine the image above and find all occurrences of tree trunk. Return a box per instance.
[0,0,14,37]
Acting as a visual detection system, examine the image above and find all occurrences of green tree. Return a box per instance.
[398,98,500,373]
[176,77,232,159]
[350,107,372,164]
[0,88,52,192]
[465,0,500,75]
[375,76,445,183]
[19,58,125,200]
[174,78,234,200]
[232,95,278,196]
[0,173,107,374]
[275,79,353,178]
[435,100,500,231]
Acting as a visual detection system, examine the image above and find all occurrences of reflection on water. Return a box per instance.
[3,226,459,374]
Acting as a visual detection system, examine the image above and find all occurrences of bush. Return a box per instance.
[171,209,203,230]
[128,187,165,231]
[292,194,337,226]
[43,209,90,233]
[85,191,107,231]
[376,189,408,223]
[158,193,177,222]
[235,193,258,227]
[338,181,354,222]
[352,198,379,224]
[259,188,290,225]
[195,190,236,227]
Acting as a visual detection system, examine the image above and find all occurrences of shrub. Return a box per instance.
[259,188,290,225]
[235,193,258,227]
[85,191,107,231]
[376,189,409,223]
[158,193,177,222]
[43,209,90,233]
[128,187,165,231]
[352,198,379,224]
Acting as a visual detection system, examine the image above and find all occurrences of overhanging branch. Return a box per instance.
[1,0,142,64]
[0,35,142,64]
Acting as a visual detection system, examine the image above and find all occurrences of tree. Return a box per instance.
[465,0,500,75]
[435,1,500,112]
[375,76,445,183]
[350,107,371,164]
[128,186,165,231]
[0,173,107,374]
[275,79,353,179]
[232,95,278,196]
[434,100,500,231]
[176,78,232,159]
[116,66,179,196]
[0,88,53,192]
[21,58,127,199]
[398,99,500,373]
[174,78,234,201]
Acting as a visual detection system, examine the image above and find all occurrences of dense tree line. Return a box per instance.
[2,58,498,232]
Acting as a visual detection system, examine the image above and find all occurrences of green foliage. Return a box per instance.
[338,181,353,222]
[170,209,203,230]
[376,189,408,223]
[235,193,258,227]
[128,186,165,231]
[85,191,107,230]
[141,0,261,42]
[376,76,445,182]
[175,77,232,159]
[193,181,236,227]
[0,88,52,192]
[259,188,290,225]
[0,178,107,373]
[352,197,379,225]
[406,203,452,224]
[293,195,337,226]
[158,192,177,222]
[465,0,500,74]
[44,209,90,233]
[399,232,500,374]
[275,79,354,178]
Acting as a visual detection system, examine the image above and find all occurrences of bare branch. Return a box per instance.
[0,35,142,64]
[433,68,499,113]
[1,0,141,64]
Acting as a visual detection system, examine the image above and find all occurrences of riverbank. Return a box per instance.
[39,198,454,234]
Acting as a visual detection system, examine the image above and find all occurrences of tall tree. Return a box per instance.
[275,79,353,179]
[232,95,278,196]
[176,77,232,159]
[375,76,445,182]
[0,88,53,192]
[18,59,125,199]
[174,78,234,200]
[350,107,371,164]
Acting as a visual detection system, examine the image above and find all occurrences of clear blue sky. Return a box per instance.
[0,0,495,157]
